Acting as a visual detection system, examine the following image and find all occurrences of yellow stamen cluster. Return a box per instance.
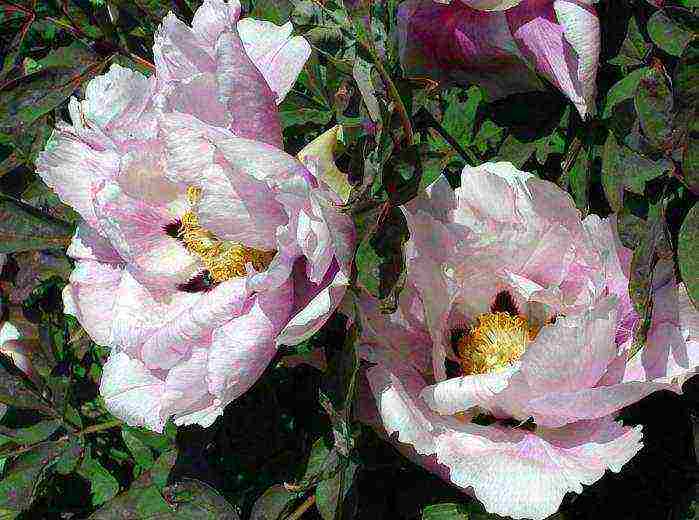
[178,186,276,282]
[457,312,533,376]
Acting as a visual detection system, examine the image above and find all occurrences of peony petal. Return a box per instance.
[420,368,517,416]
[398,0,542,102]
[100,351,166,432]
[160,348,214,420]
[66,223,123,264]
[155,2,282,146]
[191,0,242,46]
[525,380,677,427]
[194,162,287,251]
[36,128,120,230]
[238,19,311,103]
[63,261,125,347]
[435,417,642,520]
[140,278,248,370]
[207,281,293,403]
[506,0,600,118]
[277,266,349,346]
[80,64,153,132]
[363,345,438,456]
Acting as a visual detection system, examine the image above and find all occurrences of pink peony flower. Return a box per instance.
[36,0,354,432]
[397,0,600,118]
[356,162,698,520]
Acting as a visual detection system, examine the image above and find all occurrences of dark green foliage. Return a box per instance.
[0,0,697,519]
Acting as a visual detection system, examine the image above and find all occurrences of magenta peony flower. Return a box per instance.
[355,163,698,520]
[36,0,354,432]
[397,0,600,118]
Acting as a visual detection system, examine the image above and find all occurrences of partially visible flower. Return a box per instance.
[397,0,600,118]
[36,0,354,432]
[0,321,39,384]
[356,162,698,520]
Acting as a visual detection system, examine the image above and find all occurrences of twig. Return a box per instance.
[415,107,478,166]
[361,40,413,145]
[286,494,316,520]
[0,419,122,460]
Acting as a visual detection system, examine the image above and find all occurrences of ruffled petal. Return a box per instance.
[36,128,120,230]
[207,281,293,403]
[80,64,153,133]
[497,298,619,423]
[100,351,166,432]
[140,278,248,370]
[238,19,311,103]
[362,345,438,456]
[420,368,518,416]
[506,0,600,118]
[154,2,282,146]
[435,418,642,520]
[277,265,349,346]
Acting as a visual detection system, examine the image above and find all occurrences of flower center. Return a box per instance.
[457,312,534,376]
[177,186,276,283]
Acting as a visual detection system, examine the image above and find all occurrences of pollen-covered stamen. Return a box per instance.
[457,312,536,376]
[173,186,277,283]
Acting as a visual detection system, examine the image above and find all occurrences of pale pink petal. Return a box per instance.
[66,223,123,264]
[160,348,213,420]
[100,351,166,432]
[362,345,438,456]
[207,282,293,403]
[435,418,642,520]
[154,13,217,81]
[237,19,311,103]
[277,266,349,346]
[140,278,248,370]
[191,0,242,46]
[356,285,433,376]
[93,182,199,294]
[194,162,287,251]
[506,0,600,118]
[525,380,677,427]
[420,368,518,416]
[63,261,125,347]
[521,298,618,392]
[80,64,153,133]
[402,176,462,381]
[36,128,120,229]
[155,4,282,146]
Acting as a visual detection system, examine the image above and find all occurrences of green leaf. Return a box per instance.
[0,440,72,515]
[601,133,671,211]
[648,8,697,57]
[279,107,333,129]
[355,206,409,307]
[609,17,651,68]
[250,485,297,520]
[315,457,358,520]
[602,67,648,119]
[422,503,471,520]
[678,203,699,311]
[78,455,120,506]
[121,429,155,469]
[634,66,674,147]
[0,42,102,130]
[0,195,73,253]
[0,420,61,446]
[162,479,240,519]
